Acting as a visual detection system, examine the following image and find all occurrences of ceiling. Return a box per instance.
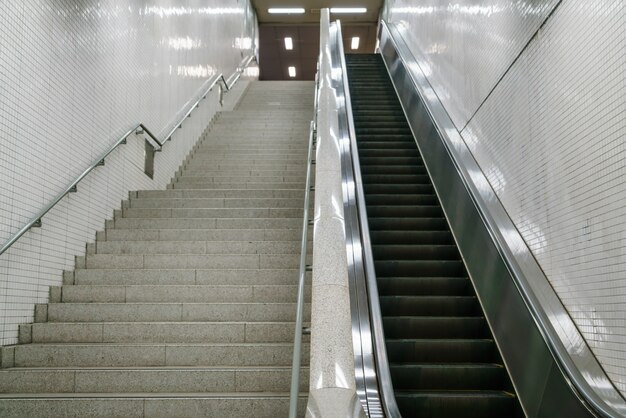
[251,0,383,24]
[252,1,383,80]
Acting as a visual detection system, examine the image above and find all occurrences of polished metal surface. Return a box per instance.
[289,116,317,418]
[337,22,400,417]
[0,59,255,259]
[327,17,399,418]
[378,19,626,418]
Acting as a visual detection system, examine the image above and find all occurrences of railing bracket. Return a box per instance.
[69,185,77,193]
[33,219,42,228]
[97,159,105,167]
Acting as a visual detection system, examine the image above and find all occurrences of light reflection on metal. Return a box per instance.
[329,15,394,418]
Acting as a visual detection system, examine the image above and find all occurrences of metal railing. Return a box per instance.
[0,55,256,257]
[288,74,319,418]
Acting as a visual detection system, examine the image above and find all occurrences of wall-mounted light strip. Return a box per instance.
[288,66,296,77]
[268,8,305,14]
[284,37,293,50]
[351,37,360,50]
[330,7,367,14]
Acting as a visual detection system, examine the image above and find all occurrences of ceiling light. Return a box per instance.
[268,8,305,14]
[330,7,367,14]
[284,37,293,50]
[288,66,296,78]
[351,37,360,50]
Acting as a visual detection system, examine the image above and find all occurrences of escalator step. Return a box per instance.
[380,295,480,316]
[356,134,415,141]
[377,277,471,296]
[359,156,422,166]
[366,193,435,205]
[367,205,443,218]
[395,391,516,418]
[369,230,453,245]
[372,244,460,261]
[361,173,431,184]
[374,259,465,276]
[358,141,417,150]
[368,217,449,232]
[382,316,490,339]
[390,364,507,391]
[385,338,498,363]
[364,184,434,195]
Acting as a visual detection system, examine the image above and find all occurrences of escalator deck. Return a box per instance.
[346,54,524,418]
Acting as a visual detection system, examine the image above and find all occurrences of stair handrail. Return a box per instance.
[288,110,317,418]
[0,54,256,258]
[333,20,401,418]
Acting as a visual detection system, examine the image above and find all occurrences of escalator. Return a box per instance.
[346,53,525,418]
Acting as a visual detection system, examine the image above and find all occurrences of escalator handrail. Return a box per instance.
[379,19,626,418]
[339,37,403,418]
[333,21,402,418]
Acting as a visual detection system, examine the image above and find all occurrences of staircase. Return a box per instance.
[346,54,523,418]
[0,81,313,417]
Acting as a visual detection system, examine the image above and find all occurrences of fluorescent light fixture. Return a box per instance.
[351,37,360,50]
[288,66,296,77]
[268,8,305,14]
[284,37,293,50]
[330,7,367,13]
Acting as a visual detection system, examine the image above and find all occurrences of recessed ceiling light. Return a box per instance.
[268,8,305,14]
[284,37,293,50]
[351,37,360,50]
[288,66,296,78]
[330,7,367,14]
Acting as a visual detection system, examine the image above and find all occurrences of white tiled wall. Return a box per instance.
[0,0,257,345]
[383,0,559,129]
[385,0,626,396]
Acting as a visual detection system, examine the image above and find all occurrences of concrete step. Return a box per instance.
[135,189,305,199]
[41,302,309,322]
[111,217,301,230]
[5,342,308,367]
[175,170,306,178]
[188,151,306,157]
[174,176,306,184]
[193,145,307,151]
[23,321,306,343]
[92,241,302,255]
[184,161,306,169]
[0,366,309,393]
[103,228,303,241]
[185,157,305,164]
[57,284,308,303]
[0,393,307,418]
[70,268,301,286]
[81,253,304,269]
[121,207,304,219]
[170,182,304,190]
